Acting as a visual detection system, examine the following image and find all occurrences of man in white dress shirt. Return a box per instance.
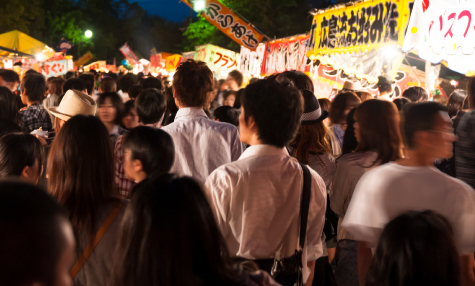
[205,78,327,284]
[342,102,475,286]
[162,59,244,185]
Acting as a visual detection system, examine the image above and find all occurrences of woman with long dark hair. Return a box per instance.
[0,86,21,127]
[111,175,278,286]
[47,115,124,286]
[366,211,460,286]
[330,99,403,286]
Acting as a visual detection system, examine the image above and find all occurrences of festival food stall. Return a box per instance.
[305,0,413,97]
[194,44,240,79]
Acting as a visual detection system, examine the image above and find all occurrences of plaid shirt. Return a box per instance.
[114,123,160,199]
[20,103,53,133]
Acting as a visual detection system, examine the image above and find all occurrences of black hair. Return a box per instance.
[214,106,240,127]
[65,71,76,79]
[123,127,174,179]
[0,180,67,286]
[341,108,358,155]
[366,211,460,286]
[135,89,167,125]
[97,92,125,125]
[0,133,44,178]
[128,84,143,100]
[393,97,410,111]
[377,76,392,93]
[163,87,178,125]
[241,78,303,148]
[78,74,95,95]
[21,74,46,103]
[329,92,361,124]
[233,88,244,109]
[402,86,429,102]
[25,69,38,76]
[119,74,137,93]
[112,175,249,286]
[0,120,22,138]
[278,70,314,92]
[0,86,20,125]
[447,89,467,118]
[142,77,162,90]
[124,100,136,117]
[63,78,87,94]
[0,69,20,82]
[401,102,449,149]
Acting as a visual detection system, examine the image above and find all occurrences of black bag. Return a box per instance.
[238,164,312,286]
[323,194,339,242]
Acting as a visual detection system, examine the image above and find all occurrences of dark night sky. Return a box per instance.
[131,0,194,23]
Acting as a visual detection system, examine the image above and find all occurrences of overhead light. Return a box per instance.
[85,30,93,38]
[193,0,206,11]
[35,53,44,61]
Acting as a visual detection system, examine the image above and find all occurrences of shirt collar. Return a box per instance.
[175,107,208,121]
[110,125,119,136]
[139,122,161,128]
[239,144,289,160]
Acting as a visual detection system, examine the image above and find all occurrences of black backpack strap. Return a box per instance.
[299,164,312,250]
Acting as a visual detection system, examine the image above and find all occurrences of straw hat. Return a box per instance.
[48,89,96,121]
[300,90,329,125]
[342,80,363,92]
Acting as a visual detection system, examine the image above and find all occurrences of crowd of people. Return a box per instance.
[0,61,475,286]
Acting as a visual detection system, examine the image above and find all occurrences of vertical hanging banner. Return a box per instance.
[403,0,475,76]
[307,0,411,82]
[119,43,140,65]
[182,0,265,51]
[261,35,312,76]
[238,43,265,77]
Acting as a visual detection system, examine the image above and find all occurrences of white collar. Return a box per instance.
[110,125,120,136]
[239,144,289,160]
[175,107,208,121]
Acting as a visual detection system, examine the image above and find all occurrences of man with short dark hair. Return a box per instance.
[0,180,75,286]
[115,88,167,199]
[0,69,23,109]
[78,73,95,96]
[402,86,429,102]
[343,102,475,285]
[20,74,52,133]
[213,106,240,127]
[142,77,162,90]
[205,78,327,284]
[118,73,137,101]
[162,59,244,184]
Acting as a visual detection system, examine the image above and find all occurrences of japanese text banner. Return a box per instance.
[194,44,239,77]
[307,0,411,56]
[403,0,475,75]
[182,0,264,51]
[42,60,68,78]
[262,36,312,75]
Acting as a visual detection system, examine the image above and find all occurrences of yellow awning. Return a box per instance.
[0,30,54,59]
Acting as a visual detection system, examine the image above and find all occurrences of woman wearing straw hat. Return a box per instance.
[48,89,97,136]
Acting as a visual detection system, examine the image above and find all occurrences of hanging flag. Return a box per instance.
[73,51,94,67]
[56,37,73,53]
[182,0,265,51]
[119,43,140,65]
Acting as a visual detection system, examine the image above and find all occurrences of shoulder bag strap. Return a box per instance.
[299,164,312,250]
[69,203,122,278]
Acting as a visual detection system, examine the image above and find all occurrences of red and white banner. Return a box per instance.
[119,43,139,65]
[261,36,311,75]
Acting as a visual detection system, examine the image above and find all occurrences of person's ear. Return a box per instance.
[133,159,144,173]
[21,166,30,178]
[99,87,102,93]
[172,88,177,99]
[413,130,429,148]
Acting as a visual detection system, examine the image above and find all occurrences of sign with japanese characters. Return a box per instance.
[308,0,411,56]
[84,61,106,72]
[182,0,265,51]
[42,60,67,78]
[165,54,182,71]
[194,44,240,78]
[403,0,475,75]
[74,51,93,67]
[262,35,312,75]
[119,43,140,65]
[238,44,265,77]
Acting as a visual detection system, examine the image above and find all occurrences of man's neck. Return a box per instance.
[26,101,40,107]
[396,149,435,167]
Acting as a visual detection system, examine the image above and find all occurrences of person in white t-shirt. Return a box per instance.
[342,102,475,286]
[205,78,327,285]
